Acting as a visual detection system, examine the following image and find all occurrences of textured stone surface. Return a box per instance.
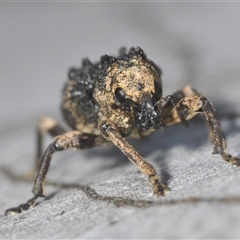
[1,3,240,239]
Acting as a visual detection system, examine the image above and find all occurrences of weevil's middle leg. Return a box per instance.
[100,120,171,196]
[5,131,107,215]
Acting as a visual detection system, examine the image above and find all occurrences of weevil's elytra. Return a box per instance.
[5,46,240,215]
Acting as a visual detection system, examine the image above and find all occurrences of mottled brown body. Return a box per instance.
[5,47,240,215]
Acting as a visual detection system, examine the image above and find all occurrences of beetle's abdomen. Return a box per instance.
[61,59,100,134]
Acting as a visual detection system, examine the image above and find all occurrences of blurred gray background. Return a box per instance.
[1,2,240,239]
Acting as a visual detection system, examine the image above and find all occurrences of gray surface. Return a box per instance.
[1,3,240,239]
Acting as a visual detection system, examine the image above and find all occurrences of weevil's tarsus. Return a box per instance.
[221,152,240,166]
[5,195,37,216]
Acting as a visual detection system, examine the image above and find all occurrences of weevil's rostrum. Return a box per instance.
[5,47,240,215]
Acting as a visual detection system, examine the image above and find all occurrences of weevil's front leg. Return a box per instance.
[5,131,106,215]
[100,120,170,196]
[161,85,199,128]
[161,85,201,127]
[23,117,66,181]
[36,117,66,170]
[162,85,198,116]
[163,95,240,166]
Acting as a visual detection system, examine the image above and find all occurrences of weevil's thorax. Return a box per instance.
[94,47,163,137]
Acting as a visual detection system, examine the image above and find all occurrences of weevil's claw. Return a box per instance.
[5,207,22,216]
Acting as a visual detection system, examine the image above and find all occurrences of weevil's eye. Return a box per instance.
[115,88,126,104]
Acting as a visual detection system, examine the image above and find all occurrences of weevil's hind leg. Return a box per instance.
[24,117,66,180]
[162,94,240,166]
[100,120,171,197]
[5,131,107,215]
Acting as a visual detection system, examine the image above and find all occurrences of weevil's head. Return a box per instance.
[96,47,163,130]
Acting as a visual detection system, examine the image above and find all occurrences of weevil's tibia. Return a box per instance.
[33,143,60,197]
[23,117,66,181]
[5,131,106,215]
[36,117,66,170]
[100,120,171,196]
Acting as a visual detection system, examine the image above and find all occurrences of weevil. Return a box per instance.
[5,47,240,215]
